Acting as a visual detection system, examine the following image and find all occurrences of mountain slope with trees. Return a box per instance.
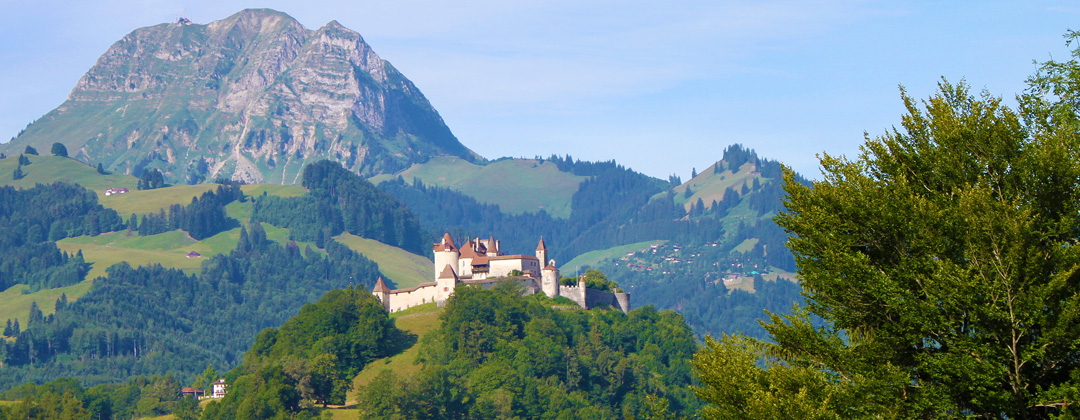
[0,161,429,390]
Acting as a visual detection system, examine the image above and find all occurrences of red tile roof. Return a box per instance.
[536,238,547,251]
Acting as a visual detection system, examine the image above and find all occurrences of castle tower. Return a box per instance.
[614,290,631,314]
[435,264,459,305]
[541,259,559,298]
[433,233,460,281]
[536,238,548,267]
[372,277,390,311]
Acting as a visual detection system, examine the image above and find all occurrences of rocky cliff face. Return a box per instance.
[5,9,479,184]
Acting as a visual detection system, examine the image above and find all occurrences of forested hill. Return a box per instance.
[377,144,808,337]
[204,283,700,419]
[0,160,429,390]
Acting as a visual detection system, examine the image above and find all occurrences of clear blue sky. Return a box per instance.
[0,1,1077,180]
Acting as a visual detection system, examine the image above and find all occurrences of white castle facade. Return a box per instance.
[372,233,630,313]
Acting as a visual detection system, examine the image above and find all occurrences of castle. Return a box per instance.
[372,233,630,313]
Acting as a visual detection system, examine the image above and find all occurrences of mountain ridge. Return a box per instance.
[3,8,479,184]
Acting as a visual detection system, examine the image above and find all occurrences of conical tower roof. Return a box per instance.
[441,233,457,249]
[536,237,547,251]
[372,277,390,293]
[438,264,459,280]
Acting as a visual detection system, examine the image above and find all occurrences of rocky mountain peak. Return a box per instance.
[6,9,479,184]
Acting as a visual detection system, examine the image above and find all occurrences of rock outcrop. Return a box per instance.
[5,9,479,183]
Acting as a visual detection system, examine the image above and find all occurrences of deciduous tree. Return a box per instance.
[696,77,1080,418]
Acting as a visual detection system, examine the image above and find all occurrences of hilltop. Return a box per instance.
[2,9,478,184]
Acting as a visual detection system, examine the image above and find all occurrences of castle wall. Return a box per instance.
[464,278,540,295]
[385,283,438,312]
[490,257,540,277]
[559,284,587,309]
[585,289,631,314]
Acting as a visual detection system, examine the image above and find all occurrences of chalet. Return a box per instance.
[186,251,201,259]
[104,187,129,196]
[211,378,228,398]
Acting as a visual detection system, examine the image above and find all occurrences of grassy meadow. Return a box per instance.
[350,303,442,391]
[333,234,432,289]
[560,240,666,274]
[0,154,137,192]
[370,156,586,219]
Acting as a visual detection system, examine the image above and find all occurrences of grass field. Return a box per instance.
[27,222,321,325]
[241,184,307,198]
[732,238,759,254]
[102,183,307,217]
[333,234,432,289]
[670,161,767,211]
[560,240,666,274]
[726,267,801,293]
[370,156,586,219]
[0,154,137,192]
[0,279,93,331]
[350,304,442,391]
[100,184,218,216]
[57,230,204,280]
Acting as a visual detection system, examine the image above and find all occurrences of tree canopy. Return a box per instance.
[694,37,1080,420]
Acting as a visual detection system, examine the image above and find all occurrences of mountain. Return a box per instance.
[1,9,479,184]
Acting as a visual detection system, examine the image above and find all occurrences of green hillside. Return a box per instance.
[670,161,766,210]
[560,240,666,274]
[350,303,442,390]
[0,280,94,328]
[334,233,432,289]
[0,154,137,193]
[101,184,218,215]
[371,156,586,218]
[100,183,307,217]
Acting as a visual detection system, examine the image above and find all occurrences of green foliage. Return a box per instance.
[581,268,620,292]
[242,287,404,405]
[201,364,307,420]
[135,183,242,239]
[136,168,165,190]
[23,146,36,156]
[0,375,191,420]
[378,159,721,264]
[0,183,119,292]
[50,143,67,157]
[253,160,427,255]
[206,287,403,415]
[354,285,701,419]
[0,229,382,389]
[696,69,1080,418]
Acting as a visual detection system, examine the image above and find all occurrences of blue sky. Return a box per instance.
[0,1,1077,180]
